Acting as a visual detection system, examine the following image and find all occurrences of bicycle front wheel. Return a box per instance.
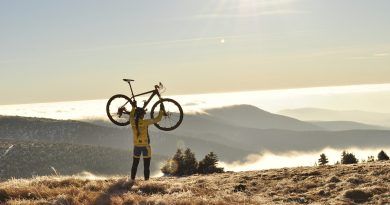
[106,94,132,126]
[150,98,184,131]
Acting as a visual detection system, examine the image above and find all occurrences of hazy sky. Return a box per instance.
[1,0,390,105]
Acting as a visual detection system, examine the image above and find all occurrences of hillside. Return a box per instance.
[0,139,165,180]
[2,114,390,161]
[0,115,250,162]
[279,108,390,127]
[205,105,322,131]
[1,162,389,204]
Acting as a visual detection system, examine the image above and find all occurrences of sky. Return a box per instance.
[1,0,390,105]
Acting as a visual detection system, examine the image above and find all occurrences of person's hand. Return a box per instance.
[130,100,137,107]
[160,103,165,110]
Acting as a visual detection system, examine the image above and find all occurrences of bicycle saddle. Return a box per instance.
[123,79,134,82]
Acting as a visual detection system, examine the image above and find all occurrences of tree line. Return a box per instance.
[161,148,224,176]
[318,150,389,166]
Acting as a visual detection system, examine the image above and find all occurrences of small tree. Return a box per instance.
[182,148,198,175]
[318,153,329,166]
[341,150,358,164]
[198,152,224,174]
[378,150,389,161]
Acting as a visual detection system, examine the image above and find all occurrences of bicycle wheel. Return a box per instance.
[106,94,132,126]
[150,98,184,131]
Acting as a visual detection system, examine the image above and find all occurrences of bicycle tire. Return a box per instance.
[106,94,132,126]
[150,98,184,131]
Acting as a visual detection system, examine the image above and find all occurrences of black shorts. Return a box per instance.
[133,145,151,158]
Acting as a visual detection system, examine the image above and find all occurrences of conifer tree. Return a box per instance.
[378,150,389,161]
[318,153,329,165]
[198,152,224,174]
[183,148,198,175]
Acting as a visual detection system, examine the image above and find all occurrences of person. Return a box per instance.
[129,100,164,180]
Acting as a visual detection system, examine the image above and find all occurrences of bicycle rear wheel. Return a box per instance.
[150,98,184,131]
[106,94,132,126]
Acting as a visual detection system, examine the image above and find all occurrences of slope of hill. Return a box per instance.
[0,115,132,149]
[0,139,165,180]
[0,115,250,161]
[172,113,390,153]
[279,108,390,127]
[1,162,389,204]
[311,121,388,131]
[3,115,390,160]
[205,105,322,131]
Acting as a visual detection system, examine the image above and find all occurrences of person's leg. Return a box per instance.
[131,146,142,180]
[131,157,140,180]
[143,146,152,180]
[143,157,151,180]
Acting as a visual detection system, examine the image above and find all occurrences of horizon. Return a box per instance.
[2,83,390,126]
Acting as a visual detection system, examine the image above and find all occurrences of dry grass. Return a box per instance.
[0,161,389,204]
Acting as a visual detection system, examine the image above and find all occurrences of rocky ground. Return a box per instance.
[0,161,389,204]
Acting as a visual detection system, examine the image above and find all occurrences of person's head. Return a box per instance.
[135,107,146,120]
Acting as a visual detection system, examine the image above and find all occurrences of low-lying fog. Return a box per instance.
[1,83,390,119]
[151,147,390,177]
[219,147,390,172]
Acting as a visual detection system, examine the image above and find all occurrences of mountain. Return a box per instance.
[170,111,390,153]
[205,105,322,131]
[0,115,250,162]
[279,108,390,127]
[310,121,388,131]
[0,138,166,180]
[1,161,389,204]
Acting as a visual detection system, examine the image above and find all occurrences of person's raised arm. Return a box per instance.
[129,100,137,125]
[144,104,165,125]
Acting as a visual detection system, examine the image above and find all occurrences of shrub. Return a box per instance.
[367,156,375,162]
[162,149,224,176]
[198,152,224,174]
[341,151,358,164]
[377,150,389,161]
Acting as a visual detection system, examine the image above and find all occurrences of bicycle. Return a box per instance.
[106,79,184,131]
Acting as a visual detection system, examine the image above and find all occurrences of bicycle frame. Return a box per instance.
[126,82,162,110]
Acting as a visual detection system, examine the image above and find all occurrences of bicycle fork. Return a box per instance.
[155,90,168,116]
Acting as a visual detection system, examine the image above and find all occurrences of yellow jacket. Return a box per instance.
[130,107,163,146]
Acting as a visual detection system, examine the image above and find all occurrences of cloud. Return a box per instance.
[193,0,304,19]
[373,53,389,57]
[194,9,306,19]
[349,52,389,60]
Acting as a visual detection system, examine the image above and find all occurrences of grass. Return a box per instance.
[0,161,389,204]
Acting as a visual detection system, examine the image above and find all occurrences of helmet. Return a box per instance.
[134,107,146,119]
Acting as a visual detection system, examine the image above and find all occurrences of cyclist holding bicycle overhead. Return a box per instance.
[129,100,164,181]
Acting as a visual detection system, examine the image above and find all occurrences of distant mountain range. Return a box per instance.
[1,105,390,179]
[310,121,387,131]
[204,105,321,131]
[279,108,390,127]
